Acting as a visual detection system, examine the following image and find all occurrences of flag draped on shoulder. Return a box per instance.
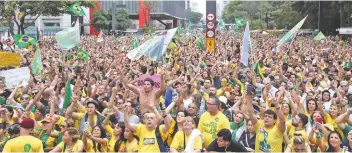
[63,79,73,110]
[275,15,308,52]
[77,48,89,61]
[31,46,43,76]
[68,2,85,16]
[313,31,326,41]
[241,22,250,66]
[13,34,37,48]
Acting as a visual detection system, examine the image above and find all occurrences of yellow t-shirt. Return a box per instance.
[55,116,66,126]
[104,124,125,152]
[3,135,44,152]
[286,122,307,144]
[133,124,167,152]
[125,138,139,153]
[76,113,98,132]
[254,120,284,152]
[170,131,202,152]
[33,128,57,148]
[325,114,344,138]
[85,138,108,152]
[57,140,83,153]
[197,112,230,147]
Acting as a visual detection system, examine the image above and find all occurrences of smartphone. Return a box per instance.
[315,117,323,124]
[59,65,63,73]
[83,122,90,131]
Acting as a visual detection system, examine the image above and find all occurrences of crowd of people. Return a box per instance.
[0,28,351,153]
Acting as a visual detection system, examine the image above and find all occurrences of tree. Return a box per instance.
[92,11,110,31]
[92,9,131,32]
[0,1,97,35]
[186,9,203,24]
[116,9,131,31]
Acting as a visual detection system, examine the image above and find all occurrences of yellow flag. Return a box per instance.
[18,11,25,20]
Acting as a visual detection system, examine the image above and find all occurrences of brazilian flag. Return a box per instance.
[77,48,88,61]
[235,17,246,28]
[253,61,264,79]
[13,34,37,48]
[196,36,205,51]
[68,2,85,16]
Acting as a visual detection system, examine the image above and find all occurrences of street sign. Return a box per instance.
[207,31,214,37]
[207,22,215,29]
[207,13,215,21]
[206,38,215,51]
[206,0,216,53]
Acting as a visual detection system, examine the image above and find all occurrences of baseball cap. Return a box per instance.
[20,118,35,129]
[41,117,53,123]
[218,96,228,104]
[340,80,348,86]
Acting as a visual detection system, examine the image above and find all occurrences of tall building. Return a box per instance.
[218,0,231,18]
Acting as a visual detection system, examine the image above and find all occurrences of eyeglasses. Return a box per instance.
[60,125,67,128]
[294,133,302,136]
[206,102,218,106]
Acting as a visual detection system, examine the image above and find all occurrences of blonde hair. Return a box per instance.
[184,116,196,128]
[293,132,305,145]
[65,127,80,142]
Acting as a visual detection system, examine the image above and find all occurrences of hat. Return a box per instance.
[20,118,35,129]
[218,96,228,104]
[340,80,348,86]
[41,117,53,123]
[87,100,99,108]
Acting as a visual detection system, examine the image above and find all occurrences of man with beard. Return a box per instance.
[286,113,309,144]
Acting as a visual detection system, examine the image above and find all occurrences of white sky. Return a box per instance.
[191,0,207,17]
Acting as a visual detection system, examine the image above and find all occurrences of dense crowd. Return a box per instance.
[0,29,351,153]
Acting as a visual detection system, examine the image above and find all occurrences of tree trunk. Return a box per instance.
[340,1,345,27]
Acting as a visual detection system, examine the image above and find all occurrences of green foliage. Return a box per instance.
[92,11,110,31]
[186,9,203,24]
[116,9,131,31]
[0,1,97,34]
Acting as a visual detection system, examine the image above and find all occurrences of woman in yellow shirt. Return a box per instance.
[123,127,139,153]
[104,122,125,152]
[49,128,84,153]
[284,131,311,153]
[83,125,108,152]
[170,116,202,152]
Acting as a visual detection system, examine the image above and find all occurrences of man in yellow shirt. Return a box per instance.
[3,118,44,152]
[198,96,230,148]
[124,105,171,152]
[286,113,309,144]
[246,85,286,152]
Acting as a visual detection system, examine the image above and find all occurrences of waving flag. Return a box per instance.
[63,79,72,109]
[31,46,43,76]
[241,22,250,66]
[77,48,88,61]
[219,18,225,29]
[235,18,246,28]
[13,34,37,48]
[313,31,326,41]
[133,36,139,49]
[55,20,80,50]
[196,36,206,51]
[275,15,308,52]
[253,62,264,79]
[68,2,85,16]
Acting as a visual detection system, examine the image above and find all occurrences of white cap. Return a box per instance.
[219,96,227,104]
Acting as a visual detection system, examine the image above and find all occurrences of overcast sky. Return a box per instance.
[191,0,206,17]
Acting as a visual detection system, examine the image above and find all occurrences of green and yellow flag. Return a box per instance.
[313,31,326,41]
[13,34,37,48]
[63,79,72,109]
[235,17,246,28]
[253,62,264,79]
[77,48,88,61]
[31,46,43,76]
[196,36,205,51]
[68,2,85,16]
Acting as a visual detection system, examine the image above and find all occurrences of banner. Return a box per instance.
[0,52,20,67]
[0,67,30,89]
[136,74,161,89]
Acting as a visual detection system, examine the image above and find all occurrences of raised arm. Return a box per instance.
[120,74,140,95]
[275,90,287,133]
[123,106,137,132]
[155,72,166,98]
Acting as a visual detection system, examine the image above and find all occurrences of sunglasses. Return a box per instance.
[206,102,218,106]
[294,133,302,136]
[294,148,306,152]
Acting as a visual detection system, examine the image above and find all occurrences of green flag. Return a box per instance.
[13,34,37,48]
[196,36,205,51]
[68,2,85,16]
[219,18,225,29]
[31,47,43,76]
[313,31,326,41]
[276,15,308,52]
[177,25,182,35]
[63,79,72,109]
[133,37,139,49]
[168,42,177,50]
[235,18,246,28]
[77,48,89,61]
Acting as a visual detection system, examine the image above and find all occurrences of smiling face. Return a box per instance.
[62,131,72,144]
[176,112,185,123]
[329,132,341,148]
[234,113,244,124]
[183,117,195,130]
[92,126,102,137]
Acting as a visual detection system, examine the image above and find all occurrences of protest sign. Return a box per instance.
[136,74,161,89]
[0,52,20,67]
[0,67,30,89]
